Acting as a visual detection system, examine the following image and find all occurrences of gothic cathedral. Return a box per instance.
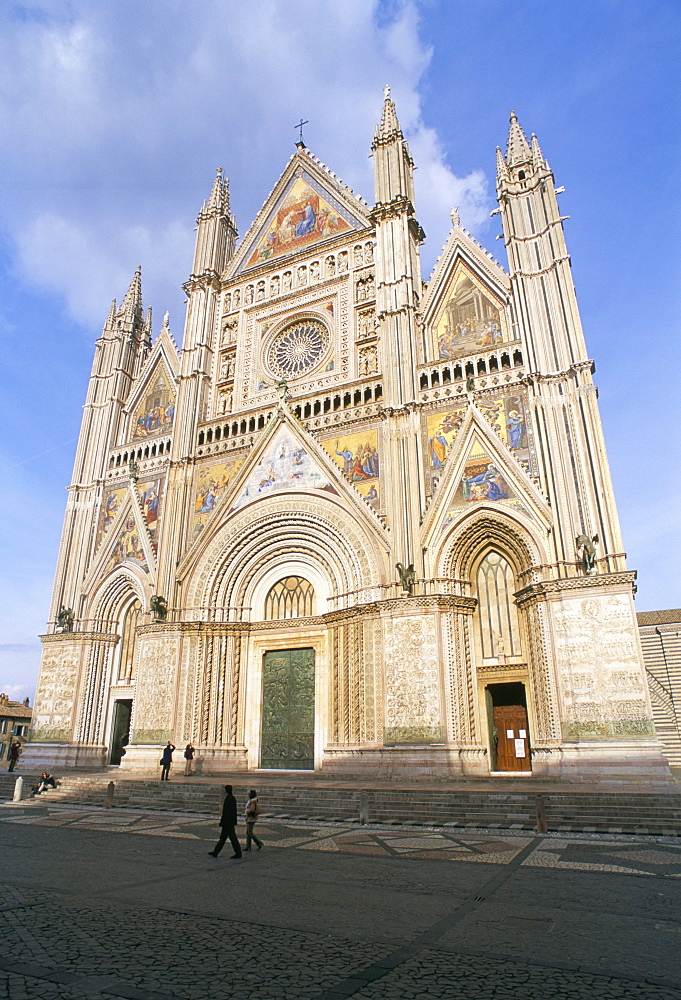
[27,93,669,781]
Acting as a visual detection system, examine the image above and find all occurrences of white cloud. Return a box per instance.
[0,0,493,327]
[15,213,193,331]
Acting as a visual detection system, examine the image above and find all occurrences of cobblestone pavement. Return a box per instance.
[0,804,679,999]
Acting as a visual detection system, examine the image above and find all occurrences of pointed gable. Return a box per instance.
[230,150,371,277]
[104,513,150,576]
[422,403,551,544]
[84,482,158,593]
[124,314,180,444]
[422,219,510,364]
[129,365,175,441]
[234,427,337,508]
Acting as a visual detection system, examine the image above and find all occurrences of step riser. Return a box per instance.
[3,774,679,834]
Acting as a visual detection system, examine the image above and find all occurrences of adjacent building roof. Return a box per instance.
[637,609,681,627]
[0,694,32,720]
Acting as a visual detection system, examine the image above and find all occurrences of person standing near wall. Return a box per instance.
[160,742,176,781]
[183,743,195,776]
[7,740,22,772]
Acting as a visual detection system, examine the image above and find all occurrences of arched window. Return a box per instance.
[475,552,521,659]
[118,599,142,680]
[264,577,315,620]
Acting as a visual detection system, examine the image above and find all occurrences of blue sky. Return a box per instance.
[1,0,679,702]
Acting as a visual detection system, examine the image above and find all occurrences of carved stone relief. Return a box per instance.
[31,643,82,742]
[357,308,376,340]
[132,633,179,743]
[552,594,654,739]
[358,345,378,376]
[383,614,442,743]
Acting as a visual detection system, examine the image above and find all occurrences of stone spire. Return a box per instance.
[531,132,546,170]
[375,84,402,142]
[191,167,237,277]
[372,85,417,208]
[119,266,143,323]
[205,166,229,217]
[143,306,153,350]
[496,145,510,183]
[103,298,117,333]
[505,111,531,166]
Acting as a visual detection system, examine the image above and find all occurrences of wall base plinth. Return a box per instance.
[19,743,107,771]
[320,745,490,779]
[119,744,249,774]
[553,740,673,784]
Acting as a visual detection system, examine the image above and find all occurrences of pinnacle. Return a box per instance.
[120,266,143,321]
[505,110,531,166]
[531,132,545,168]
[374,83,402,141]
[207,166,228,214]
[496,145,510,182]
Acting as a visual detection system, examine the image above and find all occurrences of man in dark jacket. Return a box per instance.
[208,785,242,858]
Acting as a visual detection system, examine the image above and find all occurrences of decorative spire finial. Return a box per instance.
[384,83,391,100]
[450,206,460,228]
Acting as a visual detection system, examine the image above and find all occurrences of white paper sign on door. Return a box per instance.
[506,730,514,738]
[514,738,526,758]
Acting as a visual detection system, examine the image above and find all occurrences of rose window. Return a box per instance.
[267,319,329,379]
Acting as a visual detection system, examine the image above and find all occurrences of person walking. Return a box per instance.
[244,788,263,851]
[7,740,21,772]
[208,784,242,858]
[183,743,195,776]
[160,742,176,781]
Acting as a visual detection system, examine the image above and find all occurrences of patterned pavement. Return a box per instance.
[0,804,679,999]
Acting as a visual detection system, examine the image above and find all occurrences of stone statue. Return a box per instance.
[576,534,599,575]
[150,595,168,622]
[128,458,139,482]
[57,606,74,632]
[219,389,232,415]
[396,563,417,596]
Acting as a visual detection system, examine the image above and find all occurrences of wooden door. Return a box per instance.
[493,704,531,772]
[261,648,315,770]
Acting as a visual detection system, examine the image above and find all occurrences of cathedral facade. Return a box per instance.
[27,93,669,780]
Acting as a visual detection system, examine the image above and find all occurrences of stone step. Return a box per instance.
[10,778,678,834]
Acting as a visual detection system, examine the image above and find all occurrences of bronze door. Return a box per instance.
[109,699,132,765]
[261,648,315,769]
[493,704,531,772]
